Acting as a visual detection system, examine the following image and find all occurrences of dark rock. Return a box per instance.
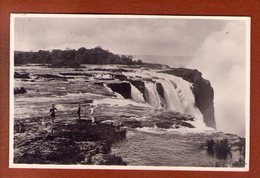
[179,121,195,128]
[59,72,92,77]
[14,72,30,79]
[186,117,195,121]
[14,122,26,133]
[214,139,231,159]
[156,83,165,100]
[206,139,215,154]
[114,74,128,80]
[74,69,84,71]
[36,74,70,81]
[161,68,216,129]
[205,138,232,160]
[14,118,127,165]
[192,79,215,129]
[155,121,173,129]
[107,82,131,99]
[91,153,127,165]
[122,120,143,128]
[175,125,180,129]
[88,68,130,73]
[14,87,27,95]
[115,128,127,140]
[94,82,104,86]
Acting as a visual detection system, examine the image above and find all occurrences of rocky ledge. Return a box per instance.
[14,87,27,95]
[14,118,127,165]
[204,132,246,167]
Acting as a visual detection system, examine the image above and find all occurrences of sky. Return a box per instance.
[14,15,249,136]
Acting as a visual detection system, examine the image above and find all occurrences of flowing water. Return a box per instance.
[144,82,163,109]
[13,64,242,167]
[112,129,223,167]
[130,83,145,102]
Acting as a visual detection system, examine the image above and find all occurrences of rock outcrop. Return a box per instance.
[14,87,27,95]
[14,118,127,165]
[107,82,131,99]
[155,82,165,100]
[36,74,72,80]
[161,68,216,129]
[205,134,245,167]
[14,72,30,79]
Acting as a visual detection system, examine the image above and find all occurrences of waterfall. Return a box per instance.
[130,83,145,102]
[141,70,206,128]
[160,80,182,112]
[159,75,206,128]
[169,77,206,128]
[144,82,162,108]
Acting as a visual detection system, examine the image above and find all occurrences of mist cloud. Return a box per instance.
[14,17,225,56]
[187,21,248,136]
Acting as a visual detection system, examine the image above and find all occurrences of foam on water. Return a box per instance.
[93,98,151,108]
[136,125,215,136]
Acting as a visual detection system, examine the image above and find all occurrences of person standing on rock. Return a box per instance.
[77,103,81,119]
[89,104,95,123]
[49,104,57,123]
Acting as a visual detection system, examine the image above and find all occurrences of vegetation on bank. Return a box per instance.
[14,46,143,67]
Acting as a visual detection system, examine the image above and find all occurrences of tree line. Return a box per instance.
[14,46,143,67]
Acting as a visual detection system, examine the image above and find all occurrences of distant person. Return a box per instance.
[77,103,81,119]
[89,104,95,123]
[49,104,57,123]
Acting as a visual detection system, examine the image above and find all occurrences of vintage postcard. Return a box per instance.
[9,14,250,171]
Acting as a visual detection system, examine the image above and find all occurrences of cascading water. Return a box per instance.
[130,83,145,102]
[140,71,207,129]
[159,74,206,129]
[144,82,162,109]
[160,80,182,112]
[106,69,207,129]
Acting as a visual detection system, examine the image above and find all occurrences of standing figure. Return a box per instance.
[77,103,81,119]
[89,104,95,123]
[49,104,57,123]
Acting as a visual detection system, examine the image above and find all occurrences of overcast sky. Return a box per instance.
[14,17,227,56]
[14,15,249,136]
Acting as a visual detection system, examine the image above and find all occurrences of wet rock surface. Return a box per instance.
[107,82,131,99]
[36,74,74,81]
[14,72,30,79]
[155,82,165,100]
[14,118,127,165]
[14,87,27,95]
[204,133,246,167]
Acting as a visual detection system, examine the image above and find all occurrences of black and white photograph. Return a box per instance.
[10,14,250,171]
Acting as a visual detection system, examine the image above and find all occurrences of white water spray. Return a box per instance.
[160,79,182,112]
[141,71,207,129]
[130,83,145,102]
[144,82,163,108]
